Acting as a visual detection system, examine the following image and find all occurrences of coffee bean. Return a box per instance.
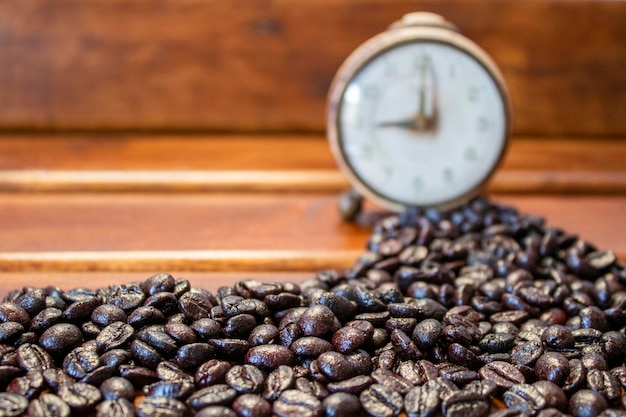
[442,390,489,417]
[533,380,568,411]
[63,345,101,379]
[404,385,440,417]
[503,383,547,415]
[156,361,194,384]
[587,369,622,402]
[226,365,265,394]
[196,406,238,417]
[291,337,334,357]
[246,344,293,369]
[371,368,413,394]
[39,324,83,357]
[273,390,322,417]
[195,359,232,388]
[563,359,587,394]
[27,393,70,417]
[106,284,145,312]
[248,324,279,346]
[0,303,30,328]
[188,384,237,410]
[322,392,361,417]
[316,352,354,382]
[118,364,158,386]
[179,291,213,321]
[142,273,176,296]
[96,398,135,417]
[511,341,543,367]
[233,394,272,417]
[143,379,195,399]
[136,396,187,417]
[360,384,403,417]
[570,389,608,417]
[30,308,64,333]
[58,382,102,411]
[16,343,54,372]
[535,352,570,385]
[298,306,335,337]
[100,376,135,401]
[128,306,165,328]
[263,365,295,401]
[479,361,526,389]
[6,370,44,399]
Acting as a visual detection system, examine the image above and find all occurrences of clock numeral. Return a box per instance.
[412,176,424,192]
[464,146,478,162]
[443,168,454,185]
[477,117,491,132]
[468,86,480,102]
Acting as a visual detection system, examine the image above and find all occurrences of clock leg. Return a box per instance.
[338,189,363,222]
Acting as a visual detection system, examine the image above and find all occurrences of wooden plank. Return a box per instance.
[0,194,623,272]
[0,135,624,194]
[0,1,625,135]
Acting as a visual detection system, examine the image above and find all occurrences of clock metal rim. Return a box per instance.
[326,21,512,212]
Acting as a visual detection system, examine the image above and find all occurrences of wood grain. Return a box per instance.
[0,1,625,135]
[0,135,624,194]
[0,194,623,272]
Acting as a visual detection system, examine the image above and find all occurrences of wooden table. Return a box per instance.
[0,135,624,297]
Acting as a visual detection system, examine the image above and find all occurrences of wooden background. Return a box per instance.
[0,0,625,296]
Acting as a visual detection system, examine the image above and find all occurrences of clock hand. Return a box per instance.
[413,55,438,133]
[376,119,417,129]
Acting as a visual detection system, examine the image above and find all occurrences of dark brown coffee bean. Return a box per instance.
[535,352,570,386]
[273,389,322,417]
[246,344,293,370]
[176,342,213,370]
[503,383,547,415]
[100,349,131,367]
[208,338,250,358]
[316,351,354,382]
[143,379,195,399]
[179,291,213,321]
[63,346,101,379]
[541,325,575,350]
[371,368,413,394]
[100,376,135,401]
[322,392,361,417]
[195,359,231,388]
[136,396,187,417]
[360,384,403,417]
[587,369,622,403]
[0,303,30,328]
[187,384,237,410]
[142,273,176,296]
[404,384,440,417]
[27,393,70,417]
[156,361,193,384]
[16,343,54,372]
[295,378,329,400]
[232,394,272,417]
[58,382,102,411]
[226,364,265,394]
[533,380,568,411]
[130,340,162,370]
[65,297,101,322]
[96,322,135,352]
[442,390,489,417]
[96,398,135,417]
[248,324,279,347]
[128,306,165,328]
[448,343,482,370]
[437,363,478,385]
[412,319,442,351]
[479,361,526,389]
[6,370,44,399]
[563,359,587,394]
[263,365,295,401]
[570,389,608,417]
[106,284,145,312]
[511,341,543,367]
[291,337,334,357]
[118,364,158,386]
[39,324,83,357]
[30,308,64,333]
[195,406,237,417]
[0,323,24,345]
[298,306,335,337]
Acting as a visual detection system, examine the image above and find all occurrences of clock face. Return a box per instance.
[337,40,507,207]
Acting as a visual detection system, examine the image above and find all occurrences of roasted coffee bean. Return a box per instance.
[437,363,478,385]
[246,344,293,370]
[533,380,568,411]
[360,384,403,417]
[6,370,44,399]
[143,379,195,399]
[175,342,213,370]
[0,323,23,345]
[563,359,587,394]
[248,324,279,347]
[42,368,74,392]
[142,273,176,296]
[316,351,354,382]
[195,359,232,388]
[326,375,373,394]
[39,324,83,356]
[100,349,131,367]
[0,366,21,388]
[570,389,608,417]
[128,306,165,328]
[65,297,101,321]
[195,406,237,417]
[96,322,135,352]
[106,284,145,312]
[179,291,213,321]
[163,322,196,346]
[479,361,526,389]
[187,385,238,410]
[58,382,102,411]
[465,380,498,398]
[404,383,440,417]
[371,369,413,394]
[295,378,329,400]
[118,364,158,386]
[298,306,335,337]
[448,343,483,370]
[100,376,135,401]
[273,389,322,417]
[322,392,361,417]
[156,361,193,384]
[541,325,575,350]
[226,365,265,394]
[442,390,489,417]
[208,339,250,358]
[587,369,622,402]
[130,340,162,370]
[291,337,334,357]
[535,352,570,385]
[411,319,442,351]
[96,398,135,417]
[232,394,272,417]
[136,396,187,417]
[27,393,70,417]
[30,308,64,333]
[511,341,543,367]
[503,383,547,415]
[333,327,366,354]
[63,346,101,379]
[16,343,54,372]
[263,365,295,401]
[0,303,30,328]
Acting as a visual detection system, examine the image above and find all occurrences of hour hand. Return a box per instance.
[376,119,416,130]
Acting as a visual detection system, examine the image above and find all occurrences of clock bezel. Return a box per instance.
[327,21,512,212]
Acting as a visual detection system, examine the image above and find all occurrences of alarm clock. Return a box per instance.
[327,12,511,218]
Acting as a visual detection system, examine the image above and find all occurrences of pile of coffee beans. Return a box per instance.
[0,196,624,417]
